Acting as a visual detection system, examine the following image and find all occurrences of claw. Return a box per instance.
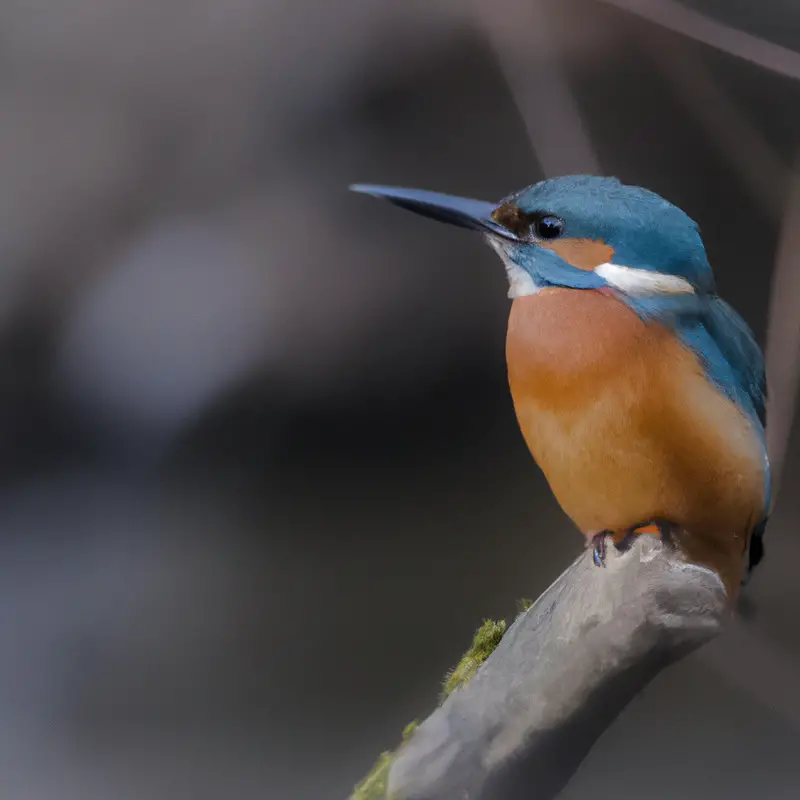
[590,521,674,566]
[615,519,674,552]
[590,531,609,567]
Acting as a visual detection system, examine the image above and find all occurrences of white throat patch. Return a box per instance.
[486,237,540,299]
[594,262,695,296]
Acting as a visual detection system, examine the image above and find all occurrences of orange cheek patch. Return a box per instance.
[540,238,614,271]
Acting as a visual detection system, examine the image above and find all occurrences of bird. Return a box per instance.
[350,175,770,600]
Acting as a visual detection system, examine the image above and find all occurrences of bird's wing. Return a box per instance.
[700,296,771,527]
[703,296,767,430]
[682,296,770,579]
[622,290,770,577]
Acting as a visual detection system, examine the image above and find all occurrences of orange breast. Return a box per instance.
[507,289,765,593]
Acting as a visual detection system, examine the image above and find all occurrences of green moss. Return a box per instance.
[441,618,507,699]
[352,751,393,800]
[351,720,419,800]
[402,720,419,741]
[351,597,535,797]
[517,597,533,614]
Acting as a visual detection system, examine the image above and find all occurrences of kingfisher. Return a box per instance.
[350,175,770,600]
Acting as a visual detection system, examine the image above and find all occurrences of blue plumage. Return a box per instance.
[705,297,767,430]
[699,297,770,575]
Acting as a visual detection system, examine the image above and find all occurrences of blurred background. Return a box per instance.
[0,0,799,798]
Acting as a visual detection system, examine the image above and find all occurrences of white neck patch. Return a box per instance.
[486,237,540,299]
[594,262,695,296]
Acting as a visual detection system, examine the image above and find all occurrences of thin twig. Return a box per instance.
[472,0,600,177]
[596,0,800,82]
[643,30,786,217]
[764,164,800,495]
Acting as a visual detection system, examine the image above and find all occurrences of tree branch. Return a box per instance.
[385,536,727,800]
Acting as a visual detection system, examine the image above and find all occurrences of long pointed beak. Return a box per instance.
[349,184,520,241]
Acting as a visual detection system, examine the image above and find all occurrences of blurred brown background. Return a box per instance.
[0,0,799,798]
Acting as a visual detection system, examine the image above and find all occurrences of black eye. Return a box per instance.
[534,215,564,240]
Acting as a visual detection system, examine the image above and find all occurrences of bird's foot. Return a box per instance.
[590,531,610,567]
[614,519,674,552]
[589,520,674,567]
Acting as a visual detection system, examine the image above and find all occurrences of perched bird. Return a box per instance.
[351,176,769,599]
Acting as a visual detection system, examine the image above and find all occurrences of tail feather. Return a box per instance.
[742,518,767,585]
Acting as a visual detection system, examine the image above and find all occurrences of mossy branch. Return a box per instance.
[353,722,419,800]
[353,596,538,799]
[350,536,727,800]
[353,617,512,800]
[441,618,507,700]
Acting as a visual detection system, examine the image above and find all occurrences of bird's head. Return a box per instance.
[351,175,714,306]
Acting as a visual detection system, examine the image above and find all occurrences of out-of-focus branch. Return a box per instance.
[764,166,800,495]
[471,0,600,177]
[698,612,800,727]
[643,31,786,217]
[596,0,800,82]
[385,537,726,800]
